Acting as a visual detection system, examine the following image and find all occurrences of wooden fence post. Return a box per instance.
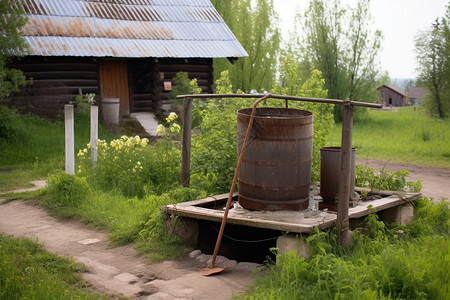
[181,97,193,187]
[90,105,98,168]
[65,105,75,175]
[337,101,354,247]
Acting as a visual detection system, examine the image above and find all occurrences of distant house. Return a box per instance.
[377,85,405,107]
[9,0,247,118]
[407,87,428,106]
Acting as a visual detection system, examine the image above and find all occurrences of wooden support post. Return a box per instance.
[90,105,98,168]
[181,97,193,187]
[65,105,75,175]
[337,101,353,247]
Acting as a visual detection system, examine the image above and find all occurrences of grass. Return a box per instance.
[328,107,450,169]
[0,108,112,192]
[0,234,109,300]
[240,199,449,299]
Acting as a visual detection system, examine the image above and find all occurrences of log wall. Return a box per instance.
[9,56,214,119]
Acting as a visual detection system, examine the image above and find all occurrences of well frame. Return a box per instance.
[176,93,383,247]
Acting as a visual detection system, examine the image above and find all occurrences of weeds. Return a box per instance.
[45,172,91,209]
[355,165,423,193]
[242,199,449,300]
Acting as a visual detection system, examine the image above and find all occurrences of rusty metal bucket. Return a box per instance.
[237,107,314,211]
[319,147,356,211]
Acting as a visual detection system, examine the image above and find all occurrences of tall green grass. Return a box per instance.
[328,107,450,168]
[241,199,449,300]
[0,234,107,300]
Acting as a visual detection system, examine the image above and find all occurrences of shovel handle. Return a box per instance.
[208,93,272,268]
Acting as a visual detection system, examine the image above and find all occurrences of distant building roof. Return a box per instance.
[407,87,428,99]
[377,84,405,96]
[17,0,248,58]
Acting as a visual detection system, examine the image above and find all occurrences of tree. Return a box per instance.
[297,0,382,121]
[0,0,29,102]
[210,0,281,93]
[415,4,450,119]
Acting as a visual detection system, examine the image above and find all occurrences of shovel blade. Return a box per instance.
[202,267,224,276]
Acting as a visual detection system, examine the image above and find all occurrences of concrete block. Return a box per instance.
[276,234,310,260]
[378,203,414,225]
[164,216,199,247]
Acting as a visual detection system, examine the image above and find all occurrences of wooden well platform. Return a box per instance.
[161,189,422,261]
[163,189,422,234]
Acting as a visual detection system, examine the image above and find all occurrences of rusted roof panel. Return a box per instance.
[18,0,247,58]
[24,36,247,58]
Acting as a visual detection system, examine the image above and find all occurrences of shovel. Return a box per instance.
[202,93,272,276]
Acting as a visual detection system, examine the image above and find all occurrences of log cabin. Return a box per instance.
[9,0,247,118]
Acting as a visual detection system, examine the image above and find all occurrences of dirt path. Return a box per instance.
[0,195,257,299]
[356,158,450,201]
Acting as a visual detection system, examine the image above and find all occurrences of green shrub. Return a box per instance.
[45,172,91,208]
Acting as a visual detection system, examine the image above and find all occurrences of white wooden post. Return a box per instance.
[90,105,98,168]
[65,105,75,175]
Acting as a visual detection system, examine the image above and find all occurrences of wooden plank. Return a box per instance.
[17,63,97,72]
[32,79,98,86]
[25,71,98,79]
[349,193,422,219]
[158,64,212,72]
[163,192,421,234]
[181,97,192,187]
[163,205,330,233]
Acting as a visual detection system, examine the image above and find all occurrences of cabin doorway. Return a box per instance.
[99,60,130,115]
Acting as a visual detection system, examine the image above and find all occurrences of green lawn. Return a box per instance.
[328,107,450,169]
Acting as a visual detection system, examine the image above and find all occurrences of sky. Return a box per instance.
[273,0,449,79]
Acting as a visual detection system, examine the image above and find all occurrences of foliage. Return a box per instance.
[74,93,95,112]
[0,0,29,103]
[170,72,192,104]
[0,104,21,143]
[415,4,450,119]
[190,71,252,192]
[272,59,334,181]
[408,197,449,236]
[241,200,449,300]
[295,0,383,121]
[210,0,281,92]
[0,234,106,300]
[329,107,450,168]
[355,165,423,193]
[191,66,333,191]
[45,172,91,209]
[77,134,182,198]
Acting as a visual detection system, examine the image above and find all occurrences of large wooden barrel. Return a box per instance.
[237,107,314,211]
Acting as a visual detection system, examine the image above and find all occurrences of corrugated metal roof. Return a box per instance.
[18,0,248,58]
